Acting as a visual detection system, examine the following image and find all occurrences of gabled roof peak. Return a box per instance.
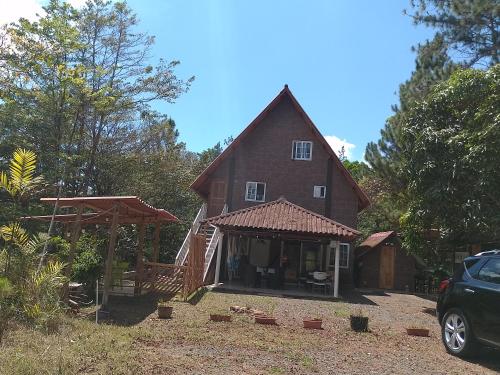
[191,86,370,211]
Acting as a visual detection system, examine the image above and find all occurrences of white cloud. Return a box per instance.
[0,0,88,26]
[0,0,44,25]
[324,135,356,159]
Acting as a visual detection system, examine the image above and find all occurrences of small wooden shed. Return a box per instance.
[355,231,416,291]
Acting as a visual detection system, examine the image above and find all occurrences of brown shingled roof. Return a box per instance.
[359,231,396,248]
[205,197,360,241]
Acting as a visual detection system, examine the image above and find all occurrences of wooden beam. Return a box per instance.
[134,223,146,296]
[101,203,120,310]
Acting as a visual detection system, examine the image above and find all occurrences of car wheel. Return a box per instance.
[441,308,477,357]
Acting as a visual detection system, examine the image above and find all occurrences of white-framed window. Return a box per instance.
[245,182,266,202]
[327,243,350,269]
[292,141,312,160]
[313,185,326,198]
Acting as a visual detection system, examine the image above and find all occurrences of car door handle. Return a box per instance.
[464,288,475,294]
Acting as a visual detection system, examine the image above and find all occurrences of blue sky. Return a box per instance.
[5,0,435,160]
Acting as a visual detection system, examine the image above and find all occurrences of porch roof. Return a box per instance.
[24,196,179,225]
[205,197,360,241]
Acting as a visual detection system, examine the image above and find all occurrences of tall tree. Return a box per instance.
[365,35,456,193]
[400,65,500,256]
[409,0,500,66]
[0,0,193,196]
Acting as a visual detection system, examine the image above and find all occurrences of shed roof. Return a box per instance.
[190,85,370,211]
[25,196,179,225]
[206,197,360,241]
[359,231,396,249]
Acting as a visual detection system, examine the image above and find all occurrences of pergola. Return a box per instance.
[27,196,179,309]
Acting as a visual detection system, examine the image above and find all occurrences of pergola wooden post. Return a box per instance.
[134,223,146,296]
[102,203,120,310]
[151,221,160,290]
[64,204,83,302]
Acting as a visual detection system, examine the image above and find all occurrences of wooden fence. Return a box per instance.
[136,233,206,300]
[182,233,205,299]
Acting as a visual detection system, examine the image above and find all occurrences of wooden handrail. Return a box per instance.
[143,261,187,270]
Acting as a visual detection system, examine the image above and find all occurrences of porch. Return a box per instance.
[205,198,360,298]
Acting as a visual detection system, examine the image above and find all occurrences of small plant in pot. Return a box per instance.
[406,326,429,337]
[209,309,232,322]
[157,300,173,319]
[303,317,323,330]
[350,308,368,332]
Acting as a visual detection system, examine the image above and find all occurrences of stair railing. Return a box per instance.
[203,204,228,282]
[175,203,207,265]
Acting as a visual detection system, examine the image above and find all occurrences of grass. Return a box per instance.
[0,292,327,374]
[0,290,465,375]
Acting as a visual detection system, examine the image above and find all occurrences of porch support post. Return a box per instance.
[333,240,340,298]
[134,223,146,296]
[214,231,224,286]
[102,203,120,310]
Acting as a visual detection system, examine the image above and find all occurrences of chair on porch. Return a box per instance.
[311,271,330,295]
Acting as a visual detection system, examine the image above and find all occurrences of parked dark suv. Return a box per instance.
[437,250,500,357]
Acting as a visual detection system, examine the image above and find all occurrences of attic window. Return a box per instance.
[313,185,326,198]
[245,182,266,202]
[292,141,312,160]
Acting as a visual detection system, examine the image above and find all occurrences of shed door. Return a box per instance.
[207,179,226,217]
[379,246,395,289]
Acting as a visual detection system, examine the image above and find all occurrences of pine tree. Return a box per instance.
[408,0,500,66]
[365,35,456,192]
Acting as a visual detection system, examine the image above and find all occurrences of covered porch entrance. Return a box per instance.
[205,197,360,298]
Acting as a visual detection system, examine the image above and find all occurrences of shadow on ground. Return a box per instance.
[463,347,500,373]
[98,294,166,326]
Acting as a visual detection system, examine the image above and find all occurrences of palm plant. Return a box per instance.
[0,148,43,204]
[0,149,66,333]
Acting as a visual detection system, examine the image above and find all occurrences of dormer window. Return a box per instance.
[292,141,312,160]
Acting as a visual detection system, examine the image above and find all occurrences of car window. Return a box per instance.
[463,258,482,278]
[477,259,500,285]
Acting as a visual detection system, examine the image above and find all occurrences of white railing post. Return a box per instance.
[203,204,228,282]
[214,232,224,286]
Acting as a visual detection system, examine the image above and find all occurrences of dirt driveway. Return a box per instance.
[129,290,500,374]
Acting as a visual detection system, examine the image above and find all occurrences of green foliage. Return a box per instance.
[400,65,500,255]
[342,159,370,183]
[365,35,456,194]
[21,261,67,331]
[409,0,500,66]
[72,233,104,292]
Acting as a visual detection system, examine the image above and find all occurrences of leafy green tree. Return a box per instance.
[409,0,500,66]
[0,0,193,197]
[400,65,500,256]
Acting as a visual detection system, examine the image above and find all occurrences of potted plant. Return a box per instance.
[406,327,429,337]
[157,300,173,319]
[254,314,277,325]
[303,317,323,330]
[350,308,368,332]
[210,309,232,322]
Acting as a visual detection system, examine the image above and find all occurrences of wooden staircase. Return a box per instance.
[175,204,227,284]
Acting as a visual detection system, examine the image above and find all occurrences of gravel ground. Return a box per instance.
[130,290,500,375]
